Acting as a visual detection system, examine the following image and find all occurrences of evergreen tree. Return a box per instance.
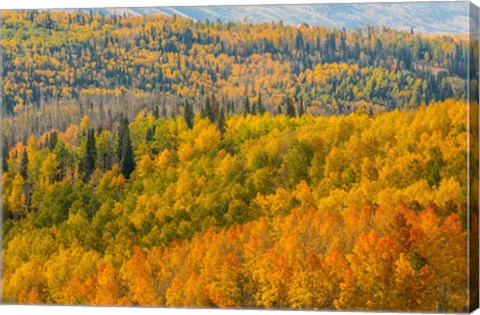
[146,126,156,143]
[425,147,444,187]
[80,128,97,181]
[257,93,266,114]
[244,96,251,115]
[184,100,194,129]
[48,132,58,151]
[228,100,235,114]
[152,106,160,119]
[55,141,71,181]
[2,141,9,173]
[20,149,29,180]
[277,105,283,115]
[216,107,226,134]
[118,118,135,179]
[286,97,296,117]
[209,94,219,121]
[116,116,125,163]
[298,98,305,116]
[200,105,207,119]
[205,96,215,123]
[295,30,305,50]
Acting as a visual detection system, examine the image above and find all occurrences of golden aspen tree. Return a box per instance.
[9,173,27,219]
[120,247,159,306]
[91,263,120,306]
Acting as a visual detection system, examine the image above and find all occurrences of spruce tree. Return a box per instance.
[2,141,9,173]
[204,95,217,123]
[277,105,283,115]
[286,97,296,117]
[244,96,251,115]
[153,106,160,119]
[146,126,155,143]
[116,118,124,163]
[80,128,97,181]
[205,96,214,122]
[48,132,58,150]
[217,107,226,134]
[88,128,97,174]
[118,118,135,179]
[228,100,235,114]
[20,149,29,180]
[257,93,265,114]
[184,100,194,129]
[298,98,305,116]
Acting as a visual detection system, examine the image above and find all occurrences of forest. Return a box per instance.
[0,9,477,312]
[0,10,474,145]
[1,99,474,311]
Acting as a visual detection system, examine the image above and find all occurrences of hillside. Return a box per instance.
[1,10,470,146]
[0,9,476,311]
[68,2,473,34]
[1,99,471,311]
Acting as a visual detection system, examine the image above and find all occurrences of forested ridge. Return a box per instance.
[1,10,473,145]
[0,10,477,312]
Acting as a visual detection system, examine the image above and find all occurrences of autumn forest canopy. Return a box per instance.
[0,9,478,312]
[1,10,476,144]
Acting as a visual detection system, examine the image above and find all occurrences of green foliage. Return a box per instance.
[425,147,444,187]
[284,140,315,188]
[0,9,473,310]
[117,118,135,179]
[257,94,266,115]
[2,140,9,172]
[184,100,194,129]
[1,100,470,310]
[79,128,97,182]
[31,181,76,228]
[20,149,29,179]
[286,98,296,118]
[1,11,470,145]
[244,97,251,115]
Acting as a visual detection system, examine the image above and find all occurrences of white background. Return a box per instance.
[0,0,479,314]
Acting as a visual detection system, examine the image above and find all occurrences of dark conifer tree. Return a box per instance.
[80,128,97,181]
[20,149,29,180]
[116,115,125,163]
[209,94,219,121]
[298,98,305,116]
[277,105,283,115]
[204,96,215,123]
[118,118,135,179]
[217,107,226,134]
[48,132,58,151]
[257,93,265,114]
[153,106,160,119]
[184,100,194,129]
[146,126,156,143]
[244,96,251,115]
[286,97,296,117]
[2,141,9,173]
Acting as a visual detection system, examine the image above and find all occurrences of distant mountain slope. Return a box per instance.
[73,2,473,34]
